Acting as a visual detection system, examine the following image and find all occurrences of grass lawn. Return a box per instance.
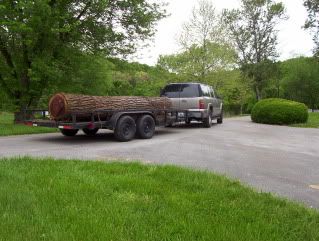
[0,158,318,241]
[290,112,319,128]
[0,112,57,136]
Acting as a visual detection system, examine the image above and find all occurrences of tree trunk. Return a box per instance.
[49,93,172,120]
[255,85,261,101]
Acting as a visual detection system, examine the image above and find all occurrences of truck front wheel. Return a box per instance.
[60,129,79,137]
[114,115,136,142]
[136,115,155,139]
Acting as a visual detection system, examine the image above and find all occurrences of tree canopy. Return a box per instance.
[0,0,166,110]
[158,0,236,84]
[223,0,286,100]
[304,0,319,56]
[281,57,319,110]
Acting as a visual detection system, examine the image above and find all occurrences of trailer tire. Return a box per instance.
[114,115,136,142]
[60,129,79,137]
[83,128,99,136]
[136,115,155,139]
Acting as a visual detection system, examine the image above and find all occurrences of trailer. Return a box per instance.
[24,109,194,142]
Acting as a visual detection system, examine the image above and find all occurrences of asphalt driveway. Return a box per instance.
[0,116,319,208]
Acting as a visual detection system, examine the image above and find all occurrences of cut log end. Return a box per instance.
[49,93,67,119]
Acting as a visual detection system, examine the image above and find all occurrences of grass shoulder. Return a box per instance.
[0,157,318,241]
[0,112,57,136]
[290,112,319,128]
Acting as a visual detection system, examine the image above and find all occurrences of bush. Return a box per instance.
[251,98,308,125]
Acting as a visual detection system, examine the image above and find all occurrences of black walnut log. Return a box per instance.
[49,93,172,120]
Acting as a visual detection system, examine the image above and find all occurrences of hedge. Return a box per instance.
[251,98,308,125]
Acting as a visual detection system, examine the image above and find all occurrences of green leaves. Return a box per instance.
[223,0,286,100]
[0,0,167,110]
[251,98,309,125]
[281,57,319,110]
[304,0,319,56]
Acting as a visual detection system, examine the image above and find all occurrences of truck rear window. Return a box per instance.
[162,84,200,98]
[161,85,180,98]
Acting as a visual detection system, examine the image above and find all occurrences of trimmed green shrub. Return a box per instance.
[251,98,308,125]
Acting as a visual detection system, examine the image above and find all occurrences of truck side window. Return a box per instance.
[180,84,200,98]
[161,85,181,98]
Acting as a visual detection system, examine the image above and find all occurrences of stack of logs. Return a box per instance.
[49,93,172,121]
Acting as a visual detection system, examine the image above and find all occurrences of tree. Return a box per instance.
[281,57,319,111]
[304,0,319,56]
[157,0,236,84]
[223,0,286,100]
[0,0,166,111]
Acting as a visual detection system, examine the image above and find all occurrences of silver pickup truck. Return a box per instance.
[161,83,223,127]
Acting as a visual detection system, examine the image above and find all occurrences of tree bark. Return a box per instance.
[49,93,172,120]
[255,85,262,101]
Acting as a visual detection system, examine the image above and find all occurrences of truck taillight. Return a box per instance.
[199,99,205,109]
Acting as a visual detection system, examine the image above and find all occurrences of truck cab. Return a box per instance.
[161,83,223,127]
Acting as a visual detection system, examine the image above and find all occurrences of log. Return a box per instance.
[49,93,172,120]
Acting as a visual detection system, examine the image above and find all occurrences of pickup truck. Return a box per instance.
[24,83,223,141]
[161,83,223,127]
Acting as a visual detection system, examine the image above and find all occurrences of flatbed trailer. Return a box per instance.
[24,109,195,142]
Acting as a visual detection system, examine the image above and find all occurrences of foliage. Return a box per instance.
[0,89,15,111]
[290,112,319,128]
[242,60,281,99]
[223,0,286,100]
[251,98,309,125]
[304,0,319,56]
[211,69,253,115]
[158,0,236,83]
[1,157,319,241]
[106,58,179,97]
[158,42,236,83]
[0,0,166,110]
[280,57,319,110]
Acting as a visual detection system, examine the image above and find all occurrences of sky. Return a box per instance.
[129,0,314,66]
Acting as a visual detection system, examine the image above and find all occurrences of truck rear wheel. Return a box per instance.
[114,115,136,142]
[203,112,212,128]
[83,128,99,136]
[217,109,223,124]
[136,115,155,139]
[60,129,79,137]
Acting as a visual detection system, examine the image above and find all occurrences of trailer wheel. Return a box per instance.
[114,115,136,142]
[136,115,155,139]
[83,128,99,136]
[60,129,79,137]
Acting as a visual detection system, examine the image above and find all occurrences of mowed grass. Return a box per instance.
[290,112,319,128]
[0,112,57,136]
[0,158,318,241]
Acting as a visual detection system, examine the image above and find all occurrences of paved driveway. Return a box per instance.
[0,116,319,208]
